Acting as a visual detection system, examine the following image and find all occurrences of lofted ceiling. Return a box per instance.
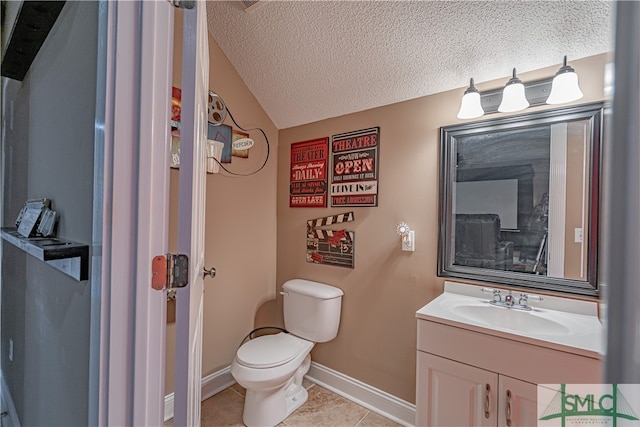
[205,1,613,129]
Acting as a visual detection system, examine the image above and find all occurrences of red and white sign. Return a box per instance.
[290,137,329,208]
[330,127,380,207]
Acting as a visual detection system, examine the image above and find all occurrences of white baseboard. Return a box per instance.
[1,371,21,427]
[163,366,235,422]
[305,362,416,427]
[163,362,417,427]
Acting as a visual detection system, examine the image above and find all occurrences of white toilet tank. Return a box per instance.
[282,279,343,343]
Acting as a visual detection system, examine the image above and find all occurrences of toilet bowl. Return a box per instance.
[231,279,343,427]
[231,332,314,426]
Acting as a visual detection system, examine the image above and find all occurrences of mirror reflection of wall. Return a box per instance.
[454,126,551,275]
[439,103,603,295]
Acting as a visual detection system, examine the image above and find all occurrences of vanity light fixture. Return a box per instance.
[498,68,530,113]
[457,78,485,119]
[546,55,584,104]
[457,56,583,120]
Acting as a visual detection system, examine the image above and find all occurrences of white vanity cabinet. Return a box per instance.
[416,319,602,427]
[497,375,538,427]
[417,352,537,427]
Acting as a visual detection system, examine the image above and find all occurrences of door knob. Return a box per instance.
[203,266,216,279]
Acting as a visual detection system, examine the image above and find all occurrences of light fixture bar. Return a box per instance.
[478,77,554,114]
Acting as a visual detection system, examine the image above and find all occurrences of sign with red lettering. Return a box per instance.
[330,127,380,207]
[290,137,329,208]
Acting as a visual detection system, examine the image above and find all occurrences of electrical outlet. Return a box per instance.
[402,230,415,252]
[9,338,13,362]
[574,228,583,243]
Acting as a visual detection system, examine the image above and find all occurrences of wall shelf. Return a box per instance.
[1,227,88,281]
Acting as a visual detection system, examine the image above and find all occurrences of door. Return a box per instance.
[173,1,209,426]
[417,352,498,427]
[498,376,538,427]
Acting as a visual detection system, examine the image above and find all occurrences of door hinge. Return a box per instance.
[167,0,195,9]
[152,254,189,291]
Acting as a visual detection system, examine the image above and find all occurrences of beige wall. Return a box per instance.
[165,11,279,394]
[164,18,607,404]
[275,53,609,403]
[564,120,591,280]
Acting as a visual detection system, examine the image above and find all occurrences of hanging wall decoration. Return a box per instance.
[289,137,329,208]
[232,129,253,159]
[208,123,232,164]
[306,212,355,268]
[330,127,380,207]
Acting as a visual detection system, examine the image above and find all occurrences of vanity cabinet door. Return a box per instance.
[498,376,538,427]
[417,352,498,427]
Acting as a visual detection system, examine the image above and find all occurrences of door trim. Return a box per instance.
[94,1,173,425]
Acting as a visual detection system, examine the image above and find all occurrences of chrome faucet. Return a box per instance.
[503,292,515,307]
[481,288,543,311]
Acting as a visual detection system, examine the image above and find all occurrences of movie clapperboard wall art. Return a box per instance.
[306,212,355,269]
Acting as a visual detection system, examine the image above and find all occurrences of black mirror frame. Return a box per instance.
[438,102,605,297]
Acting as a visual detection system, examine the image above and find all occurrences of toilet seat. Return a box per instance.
[236,332,309,369]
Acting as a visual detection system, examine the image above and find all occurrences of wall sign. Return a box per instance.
[289,137,329,208]
[330,127,380,207]
[306,212,355,268]
[232,129,253,158]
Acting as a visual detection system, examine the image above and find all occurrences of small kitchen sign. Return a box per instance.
[330,127,380,207]
[289,137,329,208]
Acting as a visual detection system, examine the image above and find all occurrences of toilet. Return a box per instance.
[231,279,344,427]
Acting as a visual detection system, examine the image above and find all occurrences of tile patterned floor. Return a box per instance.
[166,380,402,426]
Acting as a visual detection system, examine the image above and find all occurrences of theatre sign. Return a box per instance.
[330,127,380,207]
[289,137,329,208]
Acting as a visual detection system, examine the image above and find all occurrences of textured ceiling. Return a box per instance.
[206,1,613,129]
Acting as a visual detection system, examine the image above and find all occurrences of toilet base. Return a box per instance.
[243,380,309,427]
[242,354,311,427]
[285,385,308,417]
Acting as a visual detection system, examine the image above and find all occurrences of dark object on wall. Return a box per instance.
[454,214,513,271]
[306,212,355,268]
[330,127,380,207]
[290,137,329,208]
[1,1,66,81]
[439,103,603,296]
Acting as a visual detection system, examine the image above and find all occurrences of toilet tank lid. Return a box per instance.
[283,279,344,299]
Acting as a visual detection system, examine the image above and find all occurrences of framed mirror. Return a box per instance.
[438,103,604,296]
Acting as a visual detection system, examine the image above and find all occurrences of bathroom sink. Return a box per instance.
[416,281,604,355]
[450,304,570,335]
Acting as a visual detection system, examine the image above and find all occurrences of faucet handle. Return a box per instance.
[481,287,502,302]
[518,293,543,307]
